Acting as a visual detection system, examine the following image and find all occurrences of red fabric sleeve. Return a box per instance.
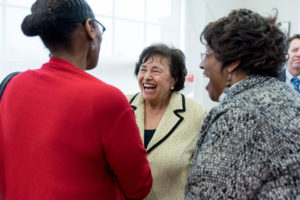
[102,107,152,199]
[0,123,5,200]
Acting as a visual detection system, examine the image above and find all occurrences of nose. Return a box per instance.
[144,70,153,79]
[199,62,204,69]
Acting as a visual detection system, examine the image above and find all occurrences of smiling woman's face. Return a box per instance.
[200,47,228,102]
[137,55,175,104]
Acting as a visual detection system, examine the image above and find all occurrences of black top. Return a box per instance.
[144,129,156,148]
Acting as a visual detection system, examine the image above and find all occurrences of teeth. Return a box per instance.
[144,84,156,87]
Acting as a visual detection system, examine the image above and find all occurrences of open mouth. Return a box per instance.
[143,83,156,92]
[202,74,210,91]
[294,60,300,64]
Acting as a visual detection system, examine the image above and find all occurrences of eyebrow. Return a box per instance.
[140,65,161,69]
[151,66,161,69]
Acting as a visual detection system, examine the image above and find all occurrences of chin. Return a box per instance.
[86,62,98,70]
[209,92,219,102]
[142,93,154,101]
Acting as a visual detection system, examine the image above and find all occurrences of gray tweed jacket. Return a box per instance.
[185,75,300,199]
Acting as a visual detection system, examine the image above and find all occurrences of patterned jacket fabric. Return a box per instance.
[185,75,300,199]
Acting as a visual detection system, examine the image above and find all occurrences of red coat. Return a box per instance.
[0,58,152,200]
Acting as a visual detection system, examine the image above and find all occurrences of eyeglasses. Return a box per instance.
[138,67,163,75]
[200,52,214,62]
[92,18,106,35]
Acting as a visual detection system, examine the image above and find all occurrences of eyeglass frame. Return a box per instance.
[200,52,214,62]
[91,18,106,35]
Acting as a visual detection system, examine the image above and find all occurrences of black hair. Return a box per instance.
[201,9,287,77]
[135,43,187,92]
[21,0,95,50]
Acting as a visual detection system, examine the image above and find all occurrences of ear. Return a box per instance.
[285,53,289,60]
[227,60,240,73]
[171,77,177,87]
[84,18,96,40]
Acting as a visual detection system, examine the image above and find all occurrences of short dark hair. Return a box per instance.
[201,9,287,77]
[134,43,187,92]
[21,0,94,50]
[287,34,300,50]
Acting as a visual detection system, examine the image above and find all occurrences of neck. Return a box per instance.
[50,51,88,70]
[230,70,248,86]
[145,93,172,112]
[144,94,171,130]
[49,26,90,70]
[287,65,300,77]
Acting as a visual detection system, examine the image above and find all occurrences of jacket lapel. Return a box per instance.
[146,93,185,154]
[129,93,145,144]
[129,92,186,154]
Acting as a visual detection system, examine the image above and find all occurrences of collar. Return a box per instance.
[221,75,273,104]
[129,92,186,154]
[286,68,300,83]
[219,79,243,102]
[129,92,184,112]
[41,57,96,80]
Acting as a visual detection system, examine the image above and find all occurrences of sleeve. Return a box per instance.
[101,96,152,200]
[186,100,206,163]
[0,114,5,200]
[185,108,272,199]
[0,144,4,200]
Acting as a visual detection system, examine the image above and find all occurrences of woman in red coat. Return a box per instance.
[0,0,152,199]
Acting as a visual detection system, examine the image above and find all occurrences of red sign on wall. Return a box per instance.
[185,74,194,82]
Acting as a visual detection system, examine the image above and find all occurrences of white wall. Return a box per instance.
[245,0,300,36]
[88,59,139,95]
[0,0,182,96]
[183,0,300,111]
[1,0,300,112]
[183,0,245,111]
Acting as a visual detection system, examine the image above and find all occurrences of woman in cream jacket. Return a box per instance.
[127,43,205,200]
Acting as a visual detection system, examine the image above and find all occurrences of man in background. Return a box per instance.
[279,34,300,92]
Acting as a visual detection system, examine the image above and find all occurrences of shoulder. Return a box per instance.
[170,93,206,121]
[86,80,131,112]
[126,93,139,102]
[91,79,124,99]
[184,95,205,113]
[126,93,144,108]
[277,68,286,81]
[180,93,206,116]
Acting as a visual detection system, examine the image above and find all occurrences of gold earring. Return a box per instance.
[171,86,175,90]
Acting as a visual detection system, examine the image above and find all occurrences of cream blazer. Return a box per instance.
[127,92,205,200]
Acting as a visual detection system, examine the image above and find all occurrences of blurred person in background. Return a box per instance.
[279,34,300,92]
[185,9,300,199]
[127,43,206,200]
[0,0,152,199]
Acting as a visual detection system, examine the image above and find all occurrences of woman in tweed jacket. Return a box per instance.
[185,9,300,199]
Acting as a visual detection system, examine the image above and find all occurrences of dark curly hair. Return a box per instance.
[201,9,287,77]
[134,43,187,92]
[21,0,94,51]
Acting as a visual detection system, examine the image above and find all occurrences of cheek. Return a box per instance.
[137,75,143,86]
[210,71,226,92]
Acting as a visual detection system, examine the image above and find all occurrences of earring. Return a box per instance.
[91,42,96,50]
[226,73,231,88]
[171,86,175,90]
